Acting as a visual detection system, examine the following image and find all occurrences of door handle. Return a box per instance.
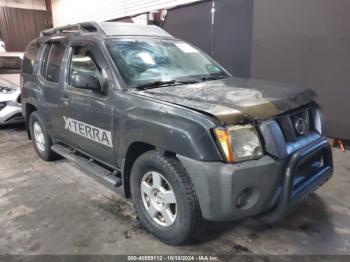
[62,94,71,105]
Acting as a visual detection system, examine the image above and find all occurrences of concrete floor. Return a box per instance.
[1,123,350,256]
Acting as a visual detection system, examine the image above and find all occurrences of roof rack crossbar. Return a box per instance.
[40,22,106,37]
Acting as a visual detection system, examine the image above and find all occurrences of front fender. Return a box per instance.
[116,106,223,165]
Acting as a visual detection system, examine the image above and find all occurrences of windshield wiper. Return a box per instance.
[135,80,198,90]
[201,75,228,82]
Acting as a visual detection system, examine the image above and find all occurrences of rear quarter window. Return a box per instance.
[22,41,40,74]
[40,42,66,83]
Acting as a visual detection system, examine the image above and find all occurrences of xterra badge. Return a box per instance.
[63,116,112,147]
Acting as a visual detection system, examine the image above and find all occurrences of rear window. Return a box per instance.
[0,56,21,74]
[40,42,66,83]
[22,41,40,74]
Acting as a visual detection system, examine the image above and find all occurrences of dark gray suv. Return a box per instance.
[21,22,333,245]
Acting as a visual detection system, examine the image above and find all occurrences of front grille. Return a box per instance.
[276,105,317,143]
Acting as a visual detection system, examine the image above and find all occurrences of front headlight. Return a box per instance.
[214,124,263,163]
[0,86,16,94]
[313,108,325,136]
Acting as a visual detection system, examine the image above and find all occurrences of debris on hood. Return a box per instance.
[135,77,317,124]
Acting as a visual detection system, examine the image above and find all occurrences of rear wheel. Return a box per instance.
[29,111,57,161]
[130,150,202,245]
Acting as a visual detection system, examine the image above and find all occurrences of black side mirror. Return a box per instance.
[70,70,101,92]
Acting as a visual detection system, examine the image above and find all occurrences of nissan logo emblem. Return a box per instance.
[295,117,306,135]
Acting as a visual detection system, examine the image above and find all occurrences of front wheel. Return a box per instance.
[130,150,202,245]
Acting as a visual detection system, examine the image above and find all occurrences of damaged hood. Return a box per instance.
[134,77,317,124]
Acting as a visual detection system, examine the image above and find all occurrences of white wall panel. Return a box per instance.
[52,0,202,26]
[0,0,46,10]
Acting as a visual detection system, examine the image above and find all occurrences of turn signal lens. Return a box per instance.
[214,128,235,162]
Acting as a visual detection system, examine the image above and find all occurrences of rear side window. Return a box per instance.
[40,42,65,83]
[22,41,40,74]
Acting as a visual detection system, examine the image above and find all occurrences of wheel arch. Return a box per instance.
[122,141,177,198]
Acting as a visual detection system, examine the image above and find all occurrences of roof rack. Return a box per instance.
[40,21,174,38]
[40,22,106,37]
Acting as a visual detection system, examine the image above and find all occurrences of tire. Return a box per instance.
[130,150,202,245]
[29,111,57,161]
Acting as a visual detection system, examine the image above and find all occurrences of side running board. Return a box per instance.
[51,144,122,187]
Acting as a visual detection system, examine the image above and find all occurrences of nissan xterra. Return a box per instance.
[21,22,333,245]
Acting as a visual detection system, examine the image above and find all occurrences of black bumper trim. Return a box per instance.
[262,138,333,223]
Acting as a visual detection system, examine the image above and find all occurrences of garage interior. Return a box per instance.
[1,0,350,258]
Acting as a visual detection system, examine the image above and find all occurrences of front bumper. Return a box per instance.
[178,137,333,222]
[0,90,23,124]
[0,103,23,124]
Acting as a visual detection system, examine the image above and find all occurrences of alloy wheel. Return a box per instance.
[33,121,45,152]
[141,171,177,227]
